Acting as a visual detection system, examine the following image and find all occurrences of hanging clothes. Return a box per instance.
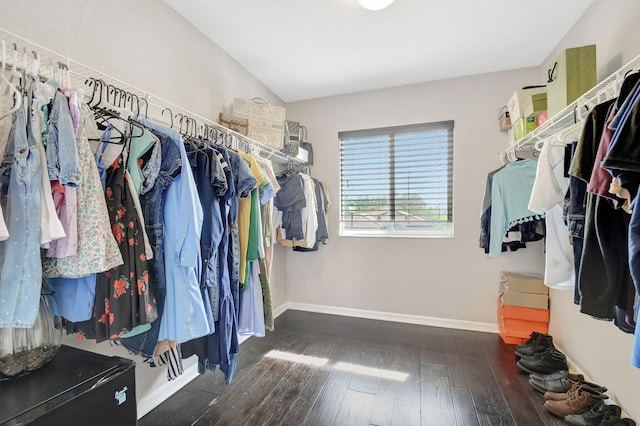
[528,138,574,289]
[119,121,184,359]
[570,99,630,320]
[136,118,211,345]
[31,80,65,248]
[480,165,545,255]
[0,89,43,328]
[488,159,544,258]
[64,126,157,341]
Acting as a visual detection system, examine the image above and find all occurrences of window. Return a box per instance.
[339,121,454,238]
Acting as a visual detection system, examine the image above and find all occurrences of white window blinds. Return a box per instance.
[339,121,454,237]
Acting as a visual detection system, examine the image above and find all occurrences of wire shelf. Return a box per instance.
[501,53,640,164]
[0,27,307,168]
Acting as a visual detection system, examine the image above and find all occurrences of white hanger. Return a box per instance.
[0,40,22,121]
[30,51,39,76]
[64,61,71,89]
[0,40,6,94]
[551,121,583,146]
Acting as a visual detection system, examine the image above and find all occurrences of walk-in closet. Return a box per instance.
[1,1,639,425]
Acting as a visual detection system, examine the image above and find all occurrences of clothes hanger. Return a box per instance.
[139,96,149,119]
[161,107,173,128]
[0,40,7,94]
[0,40,22,121]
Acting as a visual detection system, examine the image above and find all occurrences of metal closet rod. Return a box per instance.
[0,26,305,166]
[503,52,640,160]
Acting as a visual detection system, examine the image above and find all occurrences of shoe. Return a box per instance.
[517,346,564,363]
[517,346,568,374]
[564,401,621,425]
[544,380,608,401]
[600,412,637,425]
[515,332,554,358]
[529,369,584,382]
[529,371,583,394]
[530,375,572,394]
[543,384,605,418]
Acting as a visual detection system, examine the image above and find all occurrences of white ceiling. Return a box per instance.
[165,0,594,103]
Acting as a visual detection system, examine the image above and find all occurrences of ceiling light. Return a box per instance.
[358,0,394,11]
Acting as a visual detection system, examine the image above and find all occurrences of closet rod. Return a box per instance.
[0,27,306,166]
[501,53,640,163]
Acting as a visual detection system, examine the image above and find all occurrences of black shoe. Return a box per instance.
[529,369,584,382]
[600,412,637,426]
[529,374,575,394]
[516,346,568,374]
[515,332,553,358]
[564,402,621,425]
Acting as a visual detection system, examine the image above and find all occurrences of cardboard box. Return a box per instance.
[296,147,309,162]
[498,298,549,323]
[497,106,511,132]
[523,93,547,118]
[498,312,539,344]
[500,271,548,295]
[498,313,549,338]
[499,329,527,345]
[500,291,549,310]
[232,97,286,149]
[512,116,537,141]
[546,44,596,117]
[506,86,547,123]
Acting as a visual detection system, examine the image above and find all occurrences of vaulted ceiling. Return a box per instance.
[165,0,594,102]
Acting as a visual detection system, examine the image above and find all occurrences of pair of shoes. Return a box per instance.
[564,402,621,425]
[543,383,607,418]
[515,332,554,358]
[517,346,568,375]
[528,370,585,393]
[529,369,584,382]
[544,380,608,401]
[600,412,637,425]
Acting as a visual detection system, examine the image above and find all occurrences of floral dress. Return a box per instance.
[68,144,158,342]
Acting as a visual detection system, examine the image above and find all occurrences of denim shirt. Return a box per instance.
[137,118,210,344]
[46,90,81,187]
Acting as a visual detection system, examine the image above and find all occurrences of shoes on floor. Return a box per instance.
[515,332,554,358]
[516,346,568,375]
[529,370,585,393]
[564,401,621,426]
[543,383,606,418]
[529,369,584,382]
[600,412,637,425]
[544,380,608,401]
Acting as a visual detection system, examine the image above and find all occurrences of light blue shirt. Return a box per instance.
[137,118,211,343]
[489,160,545,258]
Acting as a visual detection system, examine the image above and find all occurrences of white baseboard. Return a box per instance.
[137,363,200,419]
[272,302,288,319]
[285,302,499,334]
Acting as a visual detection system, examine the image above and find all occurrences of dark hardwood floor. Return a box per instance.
[139,310,565,426]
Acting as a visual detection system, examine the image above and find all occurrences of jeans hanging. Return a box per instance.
[0,86,43,328]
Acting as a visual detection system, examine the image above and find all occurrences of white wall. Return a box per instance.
[285,67,546,326]
[286,0,640,419]
[0,0,289,416]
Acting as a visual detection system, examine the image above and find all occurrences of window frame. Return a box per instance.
[338,120,454,238]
